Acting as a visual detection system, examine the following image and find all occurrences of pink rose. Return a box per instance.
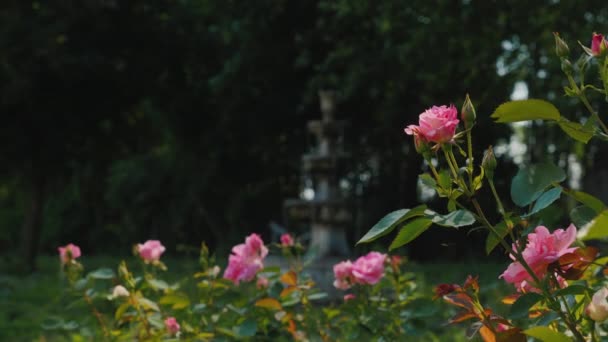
[352,252,387,285]
[280,233,294,247]
[591,33,607,56]
[343,294,356,302]
[586,287,608,322]
[333,260,354,290]
[500,225,577,292]
[223,233,268,284]
[164,317,180,335]
[58,243,81,264]
[137,240,166,263]
[405,105,459,144]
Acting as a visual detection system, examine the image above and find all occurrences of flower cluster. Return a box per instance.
[223,233,269,284]
[333,251,387,290]
[500,225,577,293]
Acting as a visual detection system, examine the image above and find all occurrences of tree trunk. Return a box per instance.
[20,173,46,272]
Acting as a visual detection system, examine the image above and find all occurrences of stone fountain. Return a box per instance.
[281,90,352,294]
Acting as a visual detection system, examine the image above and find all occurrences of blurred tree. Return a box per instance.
[0,0,606,269]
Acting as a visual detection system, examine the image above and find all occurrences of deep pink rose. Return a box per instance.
[352,252,387,285]
[137,240,166,262]
[333,260,354,290]
[164,317,180,335]
[343,294,356,302]
[500,225,577,292]
[58,243,81,264]
[405,105,459,144]
[592,33,607,56]
[280,233,294,247]
[223,233,268,285]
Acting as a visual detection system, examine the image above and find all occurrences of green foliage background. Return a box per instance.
[1,0,607,263]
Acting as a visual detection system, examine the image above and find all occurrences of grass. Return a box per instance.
[0,256,511,341]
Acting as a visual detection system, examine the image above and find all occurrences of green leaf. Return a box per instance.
[138,297,160,312]
[578,209,608,241]
[553,285,591,297]
[568,190,606,213]
[234,319,257,337]
[307,292,328,301]
[570,206,597,230]
[522,187,562,217]
[389,218,433,250]
[147,278,169,290]
[357,205,427,244]
[558,119,594,143]
[437,169,452,191]
[523,326,570,342]
[510,293,543,319]
[510,162,566,207]
[87,268,115,280]
[425,209,475,227]
[491,99,561,123]
[419,173,436,188]
[159,293,191,310]
[485,221,509,255]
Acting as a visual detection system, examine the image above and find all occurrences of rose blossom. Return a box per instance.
[137,240,165,263]
[58,243,81,264]
[164,317,180,335]
[333,260,354,290]
[586,287,608,322]
[352,252,387,285]
[404,105,459,144]
[500,224,577,292]
[343,294,356,302]
[591,33,607,56]
[280,233,294,247]
[223,233,268,284]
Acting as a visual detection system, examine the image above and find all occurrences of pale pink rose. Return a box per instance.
[333,260,354,290]
[586,287,608,322]
[137,240,166,262]
[500,225,577,292]
[352,252,387,285]
[404,105,459,144]
[592,33,607,56]
[223,233,268,285]
[164,317,180,335]
[496,323,511,332]
[257,276,269,289]
[280,233,294,247]
[343,294,356,302]
[58,243,81,264]
[112,285,130,298]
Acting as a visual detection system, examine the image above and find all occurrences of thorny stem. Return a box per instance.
[567,74,608,134]
[466,130,474,187]
[442,146,459,180]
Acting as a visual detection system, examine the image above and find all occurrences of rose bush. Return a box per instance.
[358,31,608,341]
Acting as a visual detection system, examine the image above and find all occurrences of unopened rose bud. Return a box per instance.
[460,94,476,129]
[586,287,608,322]
[482,146,497,180]
[112,285,130,298]
[553,32,569,58]
[591,33,608,56]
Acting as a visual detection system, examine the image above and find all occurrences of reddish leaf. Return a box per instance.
[443,292,476,311]
[479,325,496,342]
[501,294,520,305]
[280,271,298,286]
[464,275,480,293]
[449,311,479,324]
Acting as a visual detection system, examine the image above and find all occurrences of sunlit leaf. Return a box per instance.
[255,298,282,311]
[280,271,297,286]
[523,326,570,342]
[491,99,561,123]
[522,186,562,217]
[389,218,433,250]
[510,162,566,207]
